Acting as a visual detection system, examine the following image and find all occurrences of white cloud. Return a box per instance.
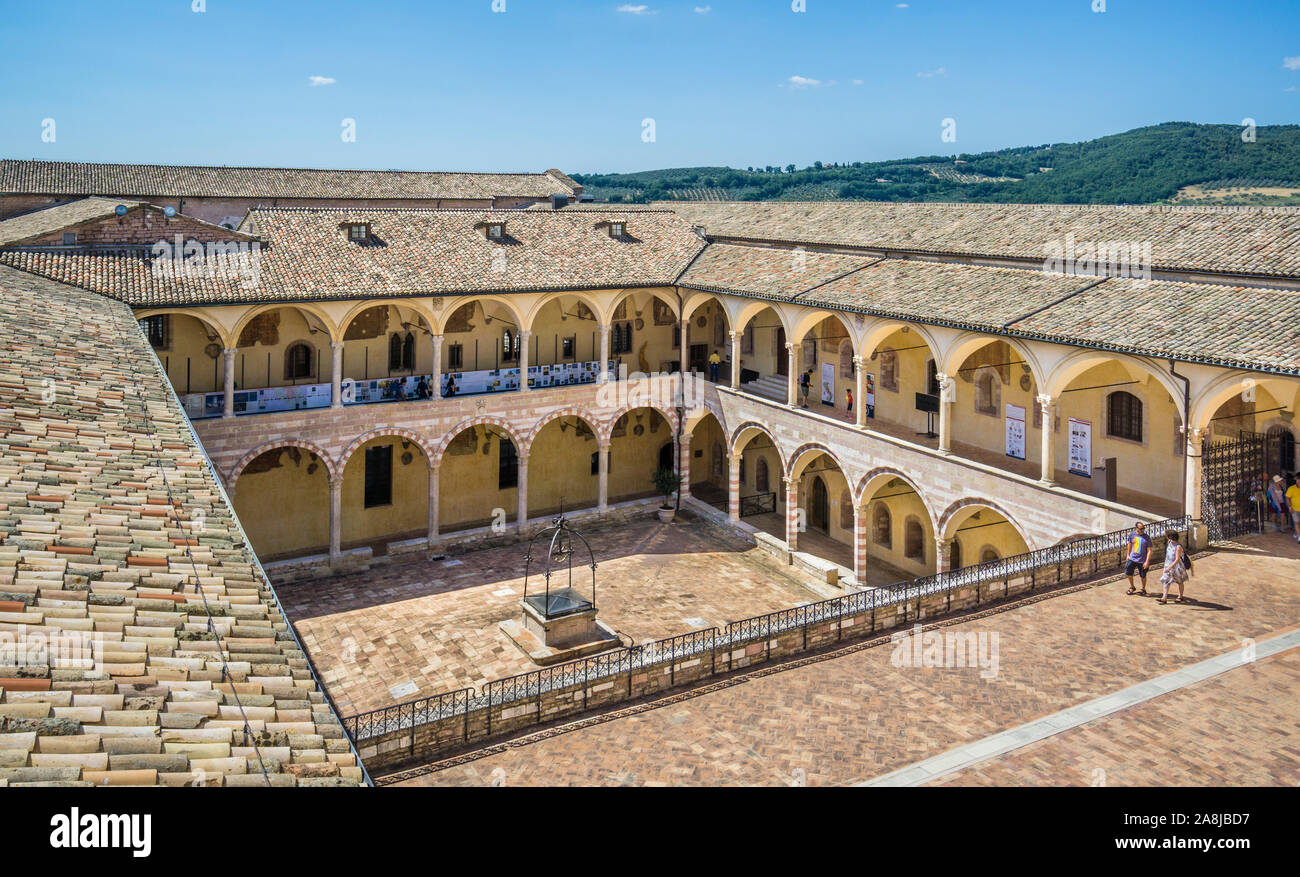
[1284,56,1300,71]
[917,66,947,78]
[694,5,711,12]
[308,75,336,87]
[851,79,864,86]
[896,3,909,7]
[1287,85,1298,92]
[787,75,824,89]
[618,4,655,13]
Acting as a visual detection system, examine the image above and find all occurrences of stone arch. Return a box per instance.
[338,428,437,470]
[788,308,854,349]
[433,415,526,465]
[525,407,603,452]
[859,318,942,364]
[337,299,439,341]
[728,421,787,473]
[229,439,338,487]
[1188,370,1297,432]
[734,300,791,339]
[600,403,679,445]
[433,294,528,336]
[134,307,233,349]
[940,332,1046,394]
[607,288,681,327]
[936,497,1037,552]
[786,442,849,481]
[852,466,939,532]
[523,290,606,333]
[1042,349,1183,407]
[230,302,339,345]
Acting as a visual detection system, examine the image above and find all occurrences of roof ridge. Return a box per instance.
[0,157,561,177]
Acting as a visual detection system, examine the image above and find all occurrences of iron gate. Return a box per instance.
[1201,430,1268,542]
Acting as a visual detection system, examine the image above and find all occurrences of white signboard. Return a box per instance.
[1068,417,1092,477]
[820,361,835,405]
[1005,403,1026,460]
[863,372,876,419]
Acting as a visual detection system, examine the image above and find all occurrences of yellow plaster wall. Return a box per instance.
[340,438,429,546]
[439,432,519,531]
[231,449,330,559]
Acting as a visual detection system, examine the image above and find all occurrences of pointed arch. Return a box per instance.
[524,407,603,453]
[228,439,338,487]
[601,402,679,445]
[433,415,526,465]
[729,421,788,473]
[338,428,437,470]
[786,442,849,482]
[852,466,939,533]
[936,497,1037,552]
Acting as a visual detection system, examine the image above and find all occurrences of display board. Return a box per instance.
[1068,417,1092,477]
[1005,403,1026,460]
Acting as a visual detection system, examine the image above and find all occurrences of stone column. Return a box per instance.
[427,464,440,549]
[222,348,236,419]
[597,443,610,510]
[728,454,742,523]
[598,323,611,384]
[853,504,869,588]
[784,477,800,551]
[936,537,954,573]
[853,355,867,428]
[518,330,531,392]
[937,372,954,454]
[681,433,691,496]
[431,334,443,399]
[1037,393,1057,484]
[330,341,344,409]
[1185,426,1205,524]
[328,476,343,566]
[516,454,529,532]
[786,342,798,407]
[729,330,741,390]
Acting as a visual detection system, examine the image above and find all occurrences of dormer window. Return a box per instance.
[62,231,77,245]
[487,222,504,241]
[346,222,370,242]
[609,222,626,239]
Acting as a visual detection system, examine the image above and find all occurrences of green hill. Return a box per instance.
[573,123,1300,205]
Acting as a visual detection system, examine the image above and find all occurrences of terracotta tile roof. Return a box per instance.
[660,200,1300,279]
[0,197,142,246]
[0,265,365,786]
[680,242,1300,375]
[0,207,707,307]
[1,159,577,200]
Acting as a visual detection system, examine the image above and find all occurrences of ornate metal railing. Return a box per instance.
[343,514,1189,745]
[739,491,777,517]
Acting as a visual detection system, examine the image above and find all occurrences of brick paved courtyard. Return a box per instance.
[279,514,837,715]
[386,532,1300,786]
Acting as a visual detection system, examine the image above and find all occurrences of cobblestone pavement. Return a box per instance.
[388,532,1300,786]
[278,515,833,715]
[930,647,1300,786]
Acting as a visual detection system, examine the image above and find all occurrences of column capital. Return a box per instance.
[1036,392,1055,408]
[598,322,611,331]
[520,328,532,339]
[598,440,611,452]
[852,354,865,367]
[784,341,795,353]
[727,453,742,466]
[329,474,344,489]
[729,329,741,342]
[330,339,344,351]
[222,347,237,359]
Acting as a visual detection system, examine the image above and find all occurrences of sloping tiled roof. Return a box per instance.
[659,200,1300,279]
[1,159,577,200]
[0,197,141,246]
[679,242,1300,375]
[0,265,365,786]
[0,207,708,307]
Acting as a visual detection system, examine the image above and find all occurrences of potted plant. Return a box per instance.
[651,466,682,523]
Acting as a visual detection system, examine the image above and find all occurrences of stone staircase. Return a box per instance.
[744,374,787,403]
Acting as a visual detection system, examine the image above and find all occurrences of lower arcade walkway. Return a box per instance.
[385,531,1300,786]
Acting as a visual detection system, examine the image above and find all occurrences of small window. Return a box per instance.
[1107,391,1143,442]
[755,457,769,494]
[926,359,941,396]
[609,222,625,238]
[62,231,77,245]
[448,343,464,370]
[498,440,519,490]
[348,223,369,242]
[364,445,393,508]
[562,336,575,359]
[501,329,517,362]
[873,504,892,547]
[590,451,600,476]
[949,540,962,570]
[140,315,169,350]
[611,322,633,355]
[904,519,925,560]
[487,223,504,240]
[284,342,314,380]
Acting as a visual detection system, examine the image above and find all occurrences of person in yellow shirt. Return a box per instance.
[707,350,721,383]
[1285,474,1300,542]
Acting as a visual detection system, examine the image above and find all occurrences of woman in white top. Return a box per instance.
[1158,530,1189,605]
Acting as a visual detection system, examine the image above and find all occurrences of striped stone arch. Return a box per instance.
[727,419,786,467]
[338,428,438,471]
[228,439,338,487]
[935,497,1036,552]
[600,402,679,445]
[524,407,603,452]
[785,441,848,481]
[433,416,525,465]
[852,466,939,532]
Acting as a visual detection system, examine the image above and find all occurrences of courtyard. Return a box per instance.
[279,512,844,715]
[382,532,1300,787]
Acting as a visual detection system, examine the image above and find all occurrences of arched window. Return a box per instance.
[502,328,517,362]
[904,518,924,560]
[1107,391,1143,442]
[402,332,415,370]
[872,504,892,547]
[839,339,854,379]
[974,368,1000,416]
[388,333,403,371]
[755,457,770,494]
[712,441,724,479]
[839,489,853,531]
[284,342,314,380]
[980,546,1001,565]
[949,539,962,570]
[879,349,899,392]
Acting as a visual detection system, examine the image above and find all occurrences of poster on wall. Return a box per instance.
[1068,417,1092,477]
[863,372,876,419]
[820,360,835,406]
[1005,403,1026,460]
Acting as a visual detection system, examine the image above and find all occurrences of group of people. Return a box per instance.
[794,368,854,417]
[1265,472,1300,540]
[1123,522,1191,605]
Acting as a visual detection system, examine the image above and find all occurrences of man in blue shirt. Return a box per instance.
[1124,521,1152,596]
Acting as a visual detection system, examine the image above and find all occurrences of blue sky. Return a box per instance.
[1,0,1296,174]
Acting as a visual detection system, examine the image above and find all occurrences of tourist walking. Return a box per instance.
[1124,521,1152,595]
[1267,474,1288,531]
[845,387,853,416]
[1287,474,1300,542]
[1157,530,1190,604]
[799,369,811,408]
[708,350,721,382]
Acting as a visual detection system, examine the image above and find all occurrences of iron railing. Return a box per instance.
[343,514,1189,745]
[739,491,777,517]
